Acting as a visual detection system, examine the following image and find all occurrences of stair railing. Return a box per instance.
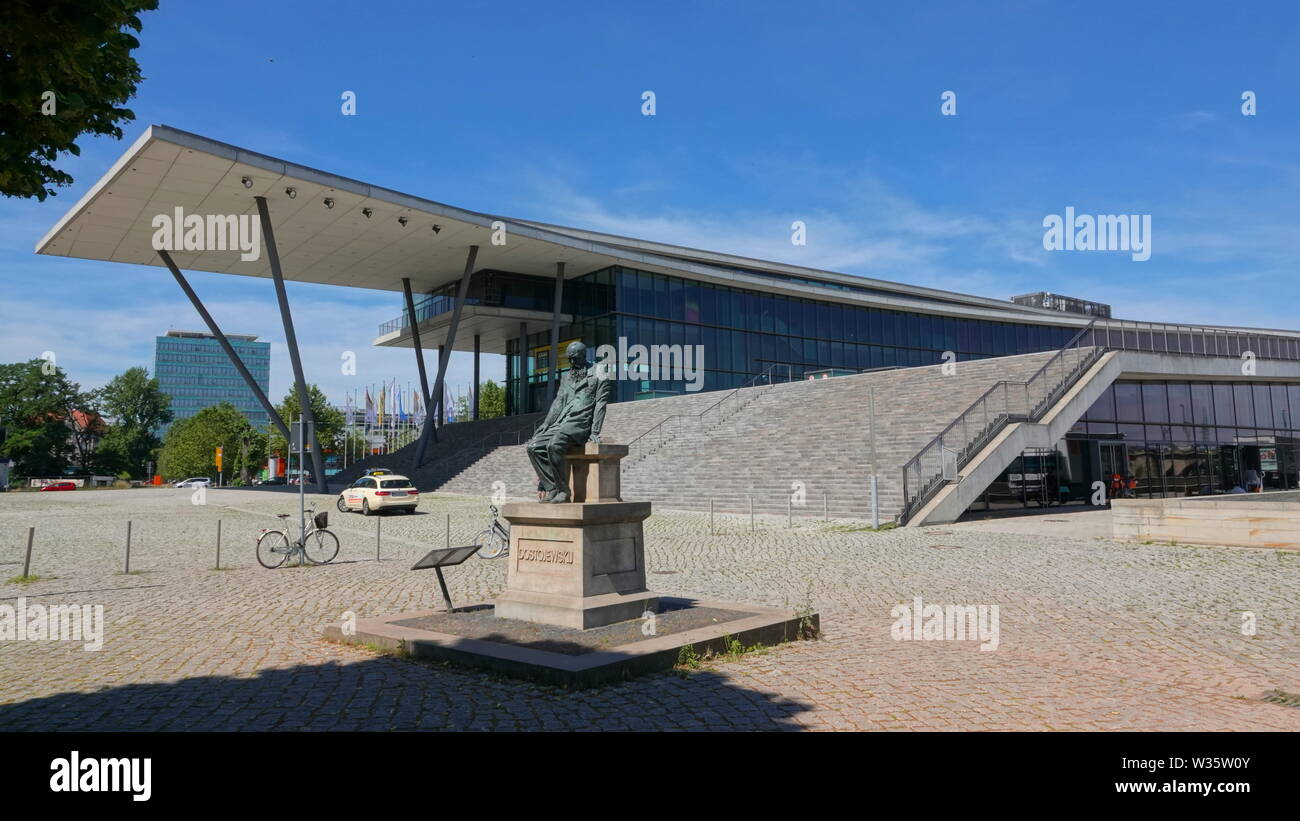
[898,319,1103,524]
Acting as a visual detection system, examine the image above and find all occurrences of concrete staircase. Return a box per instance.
[619,351,1062,521]
[435,350,1064,521]
[331,412,542,490]
[436,388,741,499]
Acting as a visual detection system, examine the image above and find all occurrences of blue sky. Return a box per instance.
[4,0,1300,403]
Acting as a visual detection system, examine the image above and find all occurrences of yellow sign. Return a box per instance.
[215,446,223,472]
[531,337,582,376]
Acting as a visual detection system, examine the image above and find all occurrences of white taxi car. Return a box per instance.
[337,473,420,515]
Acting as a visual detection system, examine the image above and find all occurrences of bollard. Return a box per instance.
[710,499,714,535]
[215,519,222,570]
[22,527,34,578]
[376,516,382,562]
[124,520,132,574]
[446,513,450,548]
[787,496,792,528]
[823,492,828,521]
[749,496,754,532]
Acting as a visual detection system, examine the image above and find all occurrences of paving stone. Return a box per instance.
[0,487,1296,731]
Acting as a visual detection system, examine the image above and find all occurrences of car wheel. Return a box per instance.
[362,499,371,516]
[336,496,348,513]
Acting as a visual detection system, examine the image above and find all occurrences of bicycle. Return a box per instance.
[474,504,510,559]
[256,507,340,569]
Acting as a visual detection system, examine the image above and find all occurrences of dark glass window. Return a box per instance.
[1114,383,1142,420]
[668,277,684,322]
[1086,384,1116,420]
[1213,383,1236,426]
[700,284,716,325]
[1166,383,1192,426]
[654,274,668,318]
[1142,384,1169,423]
[1190,384,1214,427]
[773,296,789,335]
[1271,385,1289,430]
[618,268,637,315]
[1253,384,1273,428]
[1234,384,1255,428]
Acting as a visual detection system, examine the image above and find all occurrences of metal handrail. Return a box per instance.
[898,319,1102,523]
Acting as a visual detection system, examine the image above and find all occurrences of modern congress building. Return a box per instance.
[35,125,1300,522]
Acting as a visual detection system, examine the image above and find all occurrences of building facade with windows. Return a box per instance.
[154,330,271,430]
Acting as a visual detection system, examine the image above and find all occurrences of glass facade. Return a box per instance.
[154,334,271,430]
[968,379,1300,514]
[505,266,1076,415]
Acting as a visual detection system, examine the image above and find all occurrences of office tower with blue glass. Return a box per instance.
[154,330,271,430]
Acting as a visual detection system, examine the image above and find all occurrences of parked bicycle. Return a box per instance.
[257,507,340,568]
[475,504,510,559]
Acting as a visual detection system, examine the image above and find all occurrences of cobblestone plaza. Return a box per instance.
[1,489,1295,731]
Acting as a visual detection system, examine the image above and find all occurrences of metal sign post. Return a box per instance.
[293,415,313,543]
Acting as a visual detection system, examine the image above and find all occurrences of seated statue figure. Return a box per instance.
[527,341,613,503]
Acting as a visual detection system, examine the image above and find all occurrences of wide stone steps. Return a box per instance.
[422,349,1076,522]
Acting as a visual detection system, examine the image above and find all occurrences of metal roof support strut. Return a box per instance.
[157,249,293,446]
[547,261,565,405]
[413,245,478,470]
[402,277,431,409]
[254,195,328,495]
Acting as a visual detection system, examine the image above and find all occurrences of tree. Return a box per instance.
[95,366,171,477]
[65,393,107,472]
[0,359,84,477]
[0,0,159,200]
[479,380,505,419]
[450,380,504,421]
[157,403,264,481]
[267,385,344,457]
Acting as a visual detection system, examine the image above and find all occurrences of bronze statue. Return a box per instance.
[527,341,613,503]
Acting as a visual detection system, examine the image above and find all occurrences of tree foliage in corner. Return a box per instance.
[0,0,160,200]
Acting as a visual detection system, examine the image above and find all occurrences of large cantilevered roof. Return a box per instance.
[33,124,1085,325]
[56,124,1272,336]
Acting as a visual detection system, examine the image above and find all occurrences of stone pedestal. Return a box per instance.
[494,500,655,629]
[565,441,626,502]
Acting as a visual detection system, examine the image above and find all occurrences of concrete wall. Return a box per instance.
[1111,493,1300,549]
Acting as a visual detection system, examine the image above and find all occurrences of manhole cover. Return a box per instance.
[651,570,678,575]
[929,544,963,550]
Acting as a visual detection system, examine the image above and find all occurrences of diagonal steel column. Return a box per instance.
[412,245,478,470]
[158,250,293,445]
[254,196,328,494]
[546,261,565,405]
[437,345,445,428]
[472,334,480,420]
[402,278,431,405]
